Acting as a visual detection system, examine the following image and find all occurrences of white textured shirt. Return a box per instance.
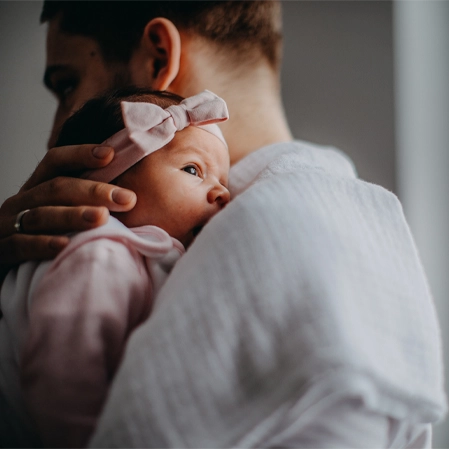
[89,140,447,448]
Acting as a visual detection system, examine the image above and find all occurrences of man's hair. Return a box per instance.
[55,87,184,148]
[40,1,282,69]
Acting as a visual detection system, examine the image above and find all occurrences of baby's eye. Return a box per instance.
[182,165,198,176]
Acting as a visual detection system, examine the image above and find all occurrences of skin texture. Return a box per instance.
[0,12,292,280]
[114,127,230,247]
[44,17,128,149]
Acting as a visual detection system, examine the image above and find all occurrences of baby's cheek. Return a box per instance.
[111,199,149,228]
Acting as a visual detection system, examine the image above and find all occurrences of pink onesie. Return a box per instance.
[0,216,183,447]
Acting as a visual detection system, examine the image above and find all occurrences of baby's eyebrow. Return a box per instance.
[174,145,202,154]
[171,148,209,162]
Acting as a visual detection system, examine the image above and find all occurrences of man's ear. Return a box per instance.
[141,18,181,90]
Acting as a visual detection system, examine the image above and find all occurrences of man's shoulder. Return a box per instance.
[219,144,410,286]
[261,139,357,179]
[230,140,402,228]
[230,140,358,197]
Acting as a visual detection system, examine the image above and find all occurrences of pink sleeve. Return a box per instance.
[20,238,152,448]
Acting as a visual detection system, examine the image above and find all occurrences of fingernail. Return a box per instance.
[112,189,136,205]
[93,146,112,159]
[49,237,69,251]
[82,208,99,222]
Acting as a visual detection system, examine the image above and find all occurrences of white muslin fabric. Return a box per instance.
[89,141,447,448]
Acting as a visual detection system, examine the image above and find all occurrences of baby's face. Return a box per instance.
[114,126,230,247]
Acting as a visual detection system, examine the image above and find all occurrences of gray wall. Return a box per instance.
[0,1,53,204]
[281,1,395,192]
[394,2,449,446]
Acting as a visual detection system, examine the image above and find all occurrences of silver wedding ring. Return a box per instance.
[14,209,30,234]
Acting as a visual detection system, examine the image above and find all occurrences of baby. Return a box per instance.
[0,88,230,447]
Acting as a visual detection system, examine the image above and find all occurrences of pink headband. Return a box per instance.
[82,90,229,183]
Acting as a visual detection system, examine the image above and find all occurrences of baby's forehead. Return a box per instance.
[166,127,229,161]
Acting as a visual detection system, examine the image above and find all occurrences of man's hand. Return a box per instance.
[0,144,137,283]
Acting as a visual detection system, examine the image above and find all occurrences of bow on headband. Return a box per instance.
[83,90,229,183]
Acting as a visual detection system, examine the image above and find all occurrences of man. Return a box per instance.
[0,1,446,447]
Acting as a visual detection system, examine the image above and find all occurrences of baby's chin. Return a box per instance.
[180,225,204,249]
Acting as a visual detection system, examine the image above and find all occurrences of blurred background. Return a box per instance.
[0,1,448,446]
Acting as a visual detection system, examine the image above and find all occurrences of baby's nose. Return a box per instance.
[208,184,231,208]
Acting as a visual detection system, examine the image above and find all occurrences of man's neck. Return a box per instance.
[171,37,293,165]
[218,72,293,165]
